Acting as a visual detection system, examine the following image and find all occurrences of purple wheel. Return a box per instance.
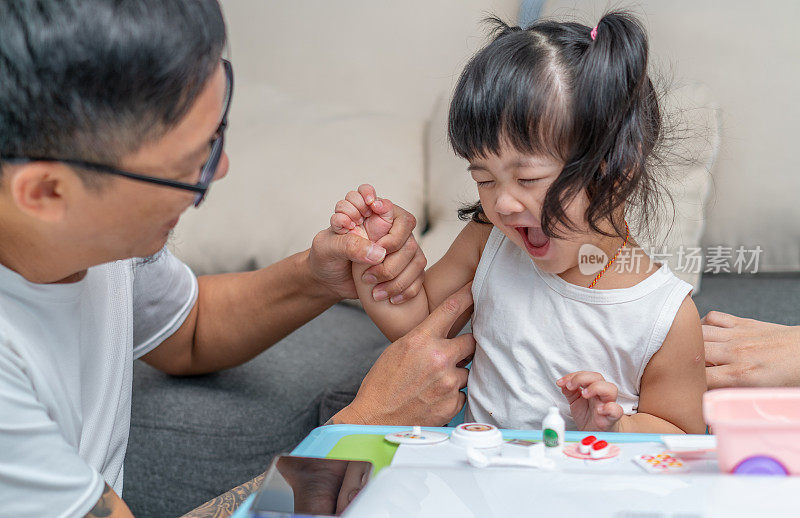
[732,455,789,476]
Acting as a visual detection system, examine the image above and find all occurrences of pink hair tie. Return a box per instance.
[590,25,598,41]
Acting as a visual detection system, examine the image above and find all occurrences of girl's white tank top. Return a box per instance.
[466,227,692,430]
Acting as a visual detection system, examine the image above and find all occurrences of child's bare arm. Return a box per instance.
[621,295,707,434]
[331,186,488,341]
[421,221,491,312]
[408,221,491,338]
[353,249,430,342]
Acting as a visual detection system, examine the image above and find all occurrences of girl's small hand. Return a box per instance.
[330,184,394,243]
[557,371,624,432]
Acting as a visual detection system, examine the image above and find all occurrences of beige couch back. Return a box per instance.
[224,0,520,120]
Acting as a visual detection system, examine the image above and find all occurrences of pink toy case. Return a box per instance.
[703,388,800,475]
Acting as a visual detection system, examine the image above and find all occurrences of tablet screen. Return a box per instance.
[249,456,373,517]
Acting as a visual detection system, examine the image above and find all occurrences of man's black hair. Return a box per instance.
[0,0,226,177]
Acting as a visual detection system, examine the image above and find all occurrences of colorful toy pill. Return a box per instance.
[589,440,610,459]
[579,435,597,454]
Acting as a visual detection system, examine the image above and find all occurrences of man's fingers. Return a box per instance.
[339,233,386,265]
[448,332,477,366]
[702,324,731,343]
[358,184,377,205]
[370,246,426,302]
[700,311,737,328]
[396,275,424,305]
[375,204,417,254]
[704,341,733,367]
[455,367,469,390]
[456,353,473,369]
[419,283,474,338]
[706,365,739,389]
[363,236,422,284]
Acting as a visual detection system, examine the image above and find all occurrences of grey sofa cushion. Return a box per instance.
[693,273,800,325]
[124,303,388,517]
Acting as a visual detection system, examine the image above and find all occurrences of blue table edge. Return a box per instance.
[291,424,676,457]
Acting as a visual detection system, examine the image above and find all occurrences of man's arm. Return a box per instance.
[81,475,265,518]
[180,472,266,518]
[141,249,339,375]
[142,205,423,375]
[84,483,134,518]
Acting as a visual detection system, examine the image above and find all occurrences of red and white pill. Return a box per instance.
[579,435,597,454]
[589,440,610,459]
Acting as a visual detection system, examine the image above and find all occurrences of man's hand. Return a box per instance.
[703,311,800,388]
[333,283,475,426]
[309,185,425,302]
[557,371,624,432]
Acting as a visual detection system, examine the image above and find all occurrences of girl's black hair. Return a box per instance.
[450,11,662,239]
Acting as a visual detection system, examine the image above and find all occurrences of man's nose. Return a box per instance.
[495,191,524,215]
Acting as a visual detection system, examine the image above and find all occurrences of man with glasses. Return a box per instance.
[3,59,234,208]
[0,1,474,517]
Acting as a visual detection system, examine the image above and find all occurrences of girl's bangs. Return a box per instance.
[448,34,572,163]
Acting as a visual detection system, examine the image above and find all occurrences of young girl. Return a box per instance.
[330,12,706,433]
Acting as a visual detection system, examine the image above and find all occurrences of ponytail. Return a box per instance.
[540,11,659,239]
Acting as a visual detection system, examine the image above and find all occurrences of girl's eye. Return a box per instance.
[518,178,539,186]
[476,180,494,187]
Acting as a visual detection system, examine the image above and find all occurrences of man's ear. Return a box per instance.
[8,162,73,223]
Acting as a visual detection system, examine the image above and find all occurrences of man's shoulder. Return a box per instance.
[129,247,190,276]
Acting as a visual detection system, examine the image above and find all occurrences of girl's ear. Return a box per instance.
[8,162,72,223]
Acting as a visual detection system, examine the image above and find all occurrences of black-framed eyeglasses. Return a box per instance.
[0,59,234,208]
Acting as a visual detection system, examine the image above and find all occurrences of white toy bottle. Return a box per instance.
[542,406,565,456]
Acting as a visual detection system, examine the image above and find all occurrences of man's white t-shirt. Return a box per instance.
[0,250,197,517]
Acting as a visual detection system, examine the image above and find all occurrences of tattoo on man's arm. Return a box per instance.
[181,472,266,518]
[85,483,113,517]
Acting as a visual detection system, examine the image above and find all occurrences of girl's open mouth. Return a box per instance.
[516,226,550,257]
